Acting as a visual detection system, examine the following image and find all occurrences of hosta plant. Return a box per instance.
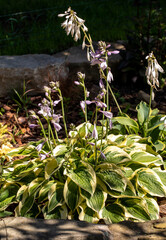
[0,7,166,223]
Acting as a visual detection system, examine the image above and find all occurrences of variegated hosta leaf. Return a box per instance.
[153,168,166,186]
[80,185,107,213]
[103,146,131,165]
[64,177,80,211]
[28,177,44,195]
[99,203,125,224]
[136,101,149,125]
[48,182,64,213]
[137,168,166,197]
[130,151,162,166]
[38,180,55,202]
[144,197,159,220]
[76,122,93,138]
[96,163,127,192]
[52,144,68,157]
[45,158,58,179]
[43,204,68,220]
[18,188,35,216]
[0,183,19,211]
[65,161,96,195]
[120,198,151,221]
[79,203,99,223]
[113,116,139,134]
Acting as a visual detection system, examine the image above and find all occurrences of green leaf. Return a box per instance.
[19,189,35,216]
[79,203,99,223]
[113,116,139,133]
[45,158,58,179]
[65,161,96,195]
[64,178,80,211]
[96,163,127,192]
[130,151,162,166]
[104,146,131,165]
[38,180,54,202]
[81,185,107,212]
[52,144,68,157]
[99,203,125,223]
[0,211,13,217]
[0,196,15,211]
[48,182,64,213]
[152,168,166,186]
[121,198,151,221]
[28,177,44,195]
[136,101,149,125]
[43,204,68,220]
[137,169,166,197]
[144,197,159,220]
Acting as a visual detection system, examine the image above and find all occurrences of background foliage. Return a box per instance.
[0,0,166,55]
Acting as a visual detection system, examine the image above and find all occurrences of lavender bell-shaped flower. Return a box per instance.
[92,123,98,140]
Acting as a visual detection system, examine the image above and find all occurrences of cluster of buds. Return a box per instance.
[145,52,164,90]
[58,7,88,42]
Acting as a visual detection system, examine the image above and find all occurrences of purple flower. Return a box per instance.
[74,81,81,86]
[100,60,107,70]
[107,70,113,83]
[100,151,106,159]
[51,121,62,132]
[107,50,119,56]
[80,101,86,113]
[29,123,38,128]
[36,141,45,152]
[99,110,113,119]
[39,152,50,160]
[53,100,61,106]
[99,79,105,89]
[109,119,113,129]
[38,105,52,118]
[92,123,98,140]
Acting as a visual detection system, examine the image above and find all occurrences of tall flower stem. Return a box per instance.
[58,89,69,144]
[108,84,122,115]
[38,118,50,150]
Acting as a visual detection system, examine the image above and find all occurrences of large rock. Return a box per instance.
[0,217,166,240]
[0,43,124,99]
[0,217,112,240]
[0,54,69,98]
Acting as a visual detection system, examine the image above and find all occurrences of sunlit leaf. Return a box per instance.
[65,161,96,195]
[64,178,80,211]
[99,203,125,223]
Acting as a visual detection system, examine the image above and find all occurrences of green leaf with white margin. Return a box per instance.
[64,177,80,211]
[44,204,68,220]
[38,180,54,202]
[81,184,107,213]
[130,151,162,166]
[65,161,96,195]
[0,211,12,217]
[45,158,58,179]
[52,144,68,157]
[18,188,35,216]
[96,163,127,192]
[28,177,44,195]
[103,145,131,165]
[136,101,149,125]
[48,182,64,213]
[137,168,166,197]
[120,198,151,221]
[153,168,166,186]
[113,116,139,134]
[99,203,125,223]
[144,196,159,220]
[79,203,99,223]
[76,122,93,138]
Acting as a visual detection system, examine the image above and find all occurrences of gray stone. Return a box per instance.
[0,54,69,98]
[1,217,166,240]
[138,90,157,107]
[0,217,112,240]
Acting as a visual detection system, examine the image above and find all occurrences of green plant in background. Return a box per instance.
[0,7,166,223]
[12,80,33,117]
